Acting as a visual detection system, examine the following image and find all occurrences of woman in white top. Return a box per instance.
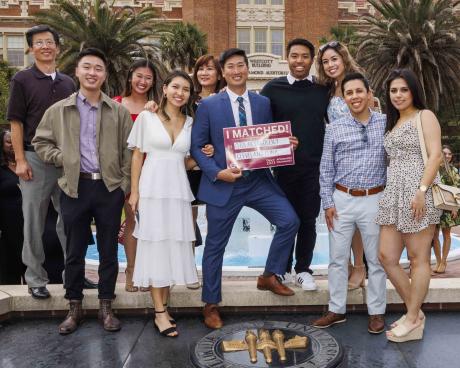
[128,70,212,337]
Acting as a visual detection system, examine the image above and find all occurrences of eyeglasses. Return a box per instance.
[319,41,340,53]
[361,125,368,143]
[33,40,56,48]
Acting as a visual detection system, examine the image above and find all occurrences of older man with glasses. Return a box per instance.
[7,25,97,299]
[313,72,387,334]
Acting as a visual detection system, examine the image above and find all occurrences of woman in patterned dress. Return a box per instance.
[432,145,460,274]
[316,41,368,289]
[376,69,442,342]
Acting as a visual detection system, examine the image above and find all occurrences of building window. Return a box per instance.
[270,29,284,56]
[254,0,267,4]
[254,28,267,53]
[0,35,3,61]
[7,35,24,67]
[237,0,250,4]
[27,52,35,66]
[271,0,283,4]
[237,28,251,54]
[237,27,285,57]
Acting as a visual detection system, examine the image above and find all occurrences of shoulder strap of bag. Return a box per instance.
[416,110,429,166]
[416,110,454,183]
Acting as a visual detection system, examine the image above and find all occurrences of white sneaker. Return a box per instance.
[295,272,317,291]
[276,272,294,285]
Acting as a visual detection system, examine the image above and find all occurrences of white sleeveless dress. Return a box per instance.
[128,111,198,287]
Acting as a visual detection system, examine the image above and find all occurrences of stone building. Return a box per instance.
[0,0,376,88]
[0,1,376,65]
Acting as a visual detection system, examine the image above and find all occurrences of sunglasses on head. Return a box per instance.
[361,125,368,143]
[319,41,340,53]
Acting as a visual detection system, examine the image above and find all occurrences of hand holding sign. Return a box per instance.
[289,136,299,150]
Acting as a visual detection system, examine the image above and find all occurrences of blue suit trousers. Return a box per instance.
[201,171,300,304]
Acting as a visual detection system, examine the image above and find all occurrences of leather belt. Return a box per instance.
[24,144,35,152]
[335,183,384,196]
[80,172,102,180]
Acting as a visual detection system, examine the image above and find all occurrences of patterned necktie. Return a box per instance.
[237,96,247,127]
[236,96,250,177]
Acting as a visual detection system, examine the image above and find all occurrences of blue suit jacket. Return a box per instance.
[191,91,283,207]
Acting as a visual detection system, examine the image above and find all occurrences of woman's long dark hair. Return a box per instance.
[192,54,225,96]
[158,70,195,121]
[442,144,455,166]
[384,68,426,132]
[122,59,159,102]
[0,129,11,167]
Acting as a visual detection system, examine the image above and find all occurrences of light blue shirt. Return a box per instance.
[327,96,351,122]
[320,110,387,209]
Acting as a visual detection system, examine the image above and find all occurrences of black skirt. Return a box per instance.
[187,169,205,206]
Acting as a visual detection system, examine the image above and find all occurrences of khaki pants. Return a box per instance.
[328,189,386,315]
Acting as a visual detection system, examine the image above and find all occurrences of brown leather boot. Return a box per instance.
[59,300,83,335]
[98,299,121,332]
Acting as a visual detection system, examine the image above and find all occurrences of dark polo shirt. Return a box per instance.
[7,64,76,144]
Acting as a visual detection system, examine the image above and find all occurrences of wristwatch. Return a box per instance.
[419,185,428,193]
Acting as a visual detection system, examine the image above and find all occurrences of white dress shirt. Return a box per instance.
[226,88,253,126]
[286,73,314,85]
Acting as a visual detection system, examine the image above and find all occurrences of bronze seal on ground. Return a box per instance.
[190,320,346,367]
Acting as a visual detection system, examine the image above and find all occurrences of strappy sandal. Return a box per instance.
[164,303,176,325]
[124,267,138,292]
[432,263,441,274]
[139,286,151,292]
[348,265,366,290]
[154,310,178,338]
[437,261,447,274]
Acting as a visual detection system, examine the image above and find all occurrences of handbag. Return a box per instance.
[416,111,460,211]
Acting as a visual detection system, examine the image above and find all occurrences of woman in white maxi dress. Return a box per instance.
[128,71,203,337]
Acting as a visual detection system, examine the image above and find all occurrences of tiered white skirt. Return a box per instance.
[132,157,198,288]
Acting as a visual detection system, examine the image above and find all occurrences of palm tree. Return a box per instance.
[356,0,460,111]
[320,25,359,57]
[34,0,169,96]
[160,22,208,72]
[0,60,16,125]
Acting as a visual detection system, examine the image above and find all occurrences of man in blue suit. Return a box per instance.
[191,48,300,329]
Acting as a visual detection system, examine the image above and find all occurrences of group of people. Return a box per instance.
[1,23,455,344]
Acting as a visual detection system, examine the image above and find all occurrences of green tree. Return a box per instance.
[356,0,460,112]
[160,22,208,72]
[0,60,16,125]
[319,25,359,56]
[34,0,168,96]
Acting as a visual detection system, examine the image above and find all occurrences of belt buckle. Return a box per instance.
[349,188,366,196]
[91,172,101,180]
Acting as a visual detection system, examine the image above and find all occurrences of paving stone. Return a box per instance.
[1,313,459,368]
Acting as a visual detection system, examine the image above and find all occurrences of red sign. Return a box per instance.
[223,121,295,170]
